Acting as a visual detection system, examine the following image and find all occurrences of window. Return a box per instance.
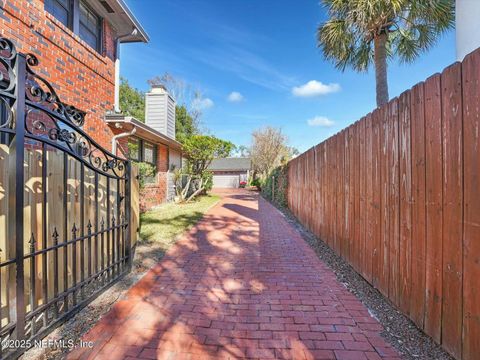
[45,0,72,28]
[79,1,102,51]
[44,0,102,53]
[127,138,157,185]
[143,141,155,164]
[128,137,141,162]
[128,138,157,165]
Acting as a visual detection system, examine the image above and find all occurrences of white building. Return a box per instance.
[456,0,480,60]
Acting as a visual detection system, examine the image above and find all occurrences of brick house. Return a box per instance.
[1,0,182,211]
[0,0,148,149]
[107,85,183,211]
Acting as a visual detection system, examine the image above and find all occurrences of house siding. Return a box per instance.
[0,0,117,150]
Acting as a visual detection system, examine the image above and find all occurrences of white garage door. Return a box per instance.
[213,175,240,188]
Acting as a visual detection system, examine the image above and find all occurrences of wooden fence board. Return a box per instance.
[319,143,325,240]
[389,99,400,306]
[372,110,381,288]
[441,62,463,359]
[344,128,351,262]
[359,119,366,279]
[286,48,480,360]
[410,82,427,328]
[422,73,444,343]
[365,114,374,283]
[353,122,360,273]
[379,105,389,296]
[461,49,480,360]
[399,91,412,315]
[327,138,334,247]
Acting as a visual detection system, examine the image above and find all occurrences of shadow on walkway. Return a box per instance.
[67,190,399,360]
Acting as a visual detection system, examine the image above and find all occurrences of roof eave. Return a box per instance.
[106,114,182,151]
[115,0,149,43]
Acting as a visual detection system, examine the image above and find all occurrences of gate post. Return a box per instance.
[125,160,132,269]
[8,53,26,341]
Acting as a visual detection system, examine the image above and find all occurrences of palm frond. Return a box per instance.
[317,0,454,71]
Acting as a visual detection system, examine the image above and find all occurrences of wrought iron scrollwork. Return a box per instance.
[0,37,17,93]
[0,96,13,129]
[49,128,76,144]
[14,46,128,178]
[24,108,128,177]
[25,53,86,128]
[0,35,132,359]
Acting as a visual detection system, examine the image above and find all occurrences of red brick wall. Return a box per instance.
[140,173,167,212]
[139,143,169,211]
[110,128,170,211]
[0,0,117,150]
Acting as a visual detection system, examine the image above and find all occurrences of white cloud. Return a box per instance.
[227,91,244,102]
[292,80,341,97]
[307,116,335,127]
[192,97,214,110]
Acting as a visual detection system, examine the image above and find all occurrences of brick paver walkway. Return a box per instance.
[68,190,400,360]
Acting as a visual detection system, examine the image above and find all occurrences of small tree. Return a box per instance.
[175,135,234,202]
[250,127,290,180]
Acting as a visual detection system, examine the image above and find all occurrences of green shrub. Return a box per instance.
[261,165,288,208]
[250,178,261,189]
[136,162,156,188]
[202,170,213,192]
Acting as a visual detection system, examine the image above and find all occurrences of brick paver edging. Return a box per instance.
[67,190,400,360]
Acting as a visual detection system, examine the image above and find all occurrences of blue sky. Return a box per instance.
[121,0,456,153]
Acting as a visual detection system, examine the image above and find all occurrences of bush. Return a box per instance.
[261,165,288,208]
[202,170,213,193]
[136,162,156,188]
[250,178,261,189]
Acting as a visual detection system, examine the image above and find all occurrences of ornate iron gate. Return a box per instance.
[0,37,132,359]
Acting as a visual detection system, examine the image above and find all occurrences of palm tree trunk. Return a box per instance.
[374,33,389,107]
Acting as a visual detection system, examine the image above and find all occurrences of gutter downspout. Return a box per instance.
[112,127,136,155]
[114,28,139,113]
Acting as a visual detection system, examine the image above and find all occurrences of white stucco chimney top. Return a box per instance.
[145,85,176,140]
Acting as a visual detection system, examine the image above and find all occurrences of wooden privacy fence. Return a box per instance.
[0,38,139,359]
[287,48,480,360]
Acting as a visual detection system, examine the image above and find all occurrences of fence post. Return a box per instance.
[125,160,132,269]
[272,175,275,202]
[8,53,26,341]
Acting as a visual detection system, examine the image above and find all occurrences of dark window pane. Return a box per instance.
[44,0,71,28]
[79,1,100,50]
[128,137,140,161]
[79,24,98,50]
[143,142,155,164]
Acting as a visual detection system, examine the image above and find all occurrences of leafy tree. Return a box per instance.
[235,145,250,157]
[119,77,145,121]
[317,0,454,106]
[148,74,206,142]
[250,126,291,179]
[174,135,234,202]
[182,135,235,175]
[175,105,198,143]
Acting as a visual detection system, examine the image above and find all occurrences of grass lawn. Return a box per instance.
[140,194,220,245]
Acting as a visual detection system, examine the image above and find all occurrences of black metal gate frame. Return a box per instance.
[0,37,132,359]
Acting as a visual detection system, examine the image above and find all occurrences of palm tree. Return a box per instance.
[317,0,454,107]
